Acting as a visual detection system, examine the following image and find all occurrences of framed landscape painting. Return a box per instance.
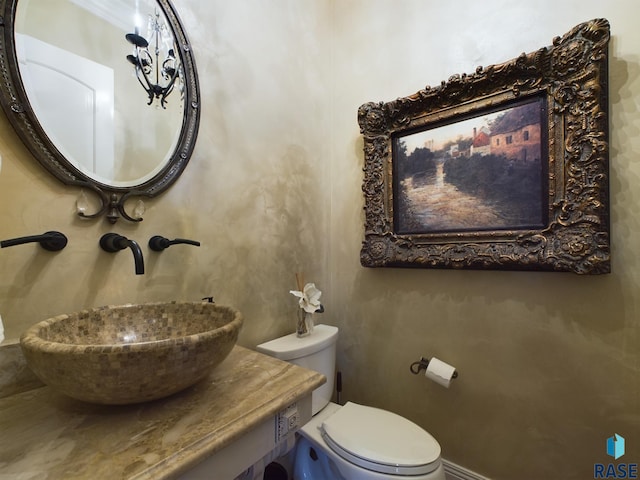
[394,95,547,235]
[358,19,610,274]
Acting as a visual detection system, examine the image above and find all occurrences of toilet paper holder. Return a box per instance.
[410,357,458,378]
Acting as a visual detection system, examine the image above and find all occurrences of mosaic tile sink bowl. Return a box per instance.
[20,301,243,405]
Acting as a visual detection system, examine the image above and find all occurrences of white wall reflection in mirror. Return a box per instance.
[14,0,184,187]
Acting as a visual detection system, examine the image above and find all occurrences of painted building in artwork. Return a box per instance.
[490,122,541,162]
[487,102,542,162]
[470,126,491,156]
[468,102,542,162]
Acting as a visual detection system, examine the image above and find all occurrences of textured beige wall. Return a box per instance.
[328,1,640,479]
[0,1,638,480]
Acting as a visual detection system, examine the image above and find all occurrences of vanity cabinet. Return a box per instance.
[0,346,324,479]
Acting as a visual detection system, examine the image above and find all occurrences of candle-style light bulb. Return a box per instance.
[76,189,89,216]
[133,199,146,220]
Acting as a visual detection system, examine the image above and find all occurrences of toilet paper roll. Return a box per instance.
[425,357,456,388]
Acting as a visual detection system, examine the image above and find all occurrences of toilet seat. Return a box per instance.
[320,402,441,476]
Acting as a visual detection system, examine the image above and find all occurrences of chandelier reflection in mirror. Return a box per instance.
[125,8,183,108]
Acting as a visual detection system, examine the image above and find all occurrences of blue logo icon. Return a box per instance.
[595,433,636,479]
[608,434,626,460]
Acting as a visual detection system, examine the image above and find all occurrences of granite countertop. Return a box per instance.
[0,346,325,479]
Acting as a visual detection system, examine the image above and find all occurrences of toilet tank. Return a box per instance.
[256,324,338,415]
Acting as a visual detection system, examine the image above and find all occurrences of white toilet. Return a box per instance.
[256,325,446,480]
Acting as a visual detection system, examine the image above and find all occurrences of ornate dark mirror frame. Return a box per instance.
[358,19,610,274]
[0,0,200,223]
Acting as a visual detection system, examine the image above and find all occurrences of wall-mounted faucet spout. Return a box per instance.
[148,235,201,251]
[99,233,144,275]
[1,231,68,251]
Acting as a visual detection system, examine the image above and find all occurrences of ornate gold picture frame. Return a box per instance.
[358,19,610,274]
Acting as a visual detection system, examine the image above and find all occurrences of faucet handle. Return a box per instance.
[149,235,201,251]
[39,232,68,251]
[0,231,67,251]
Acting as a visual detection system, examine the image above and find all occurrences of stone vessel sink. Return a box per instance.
[20,301,243,405]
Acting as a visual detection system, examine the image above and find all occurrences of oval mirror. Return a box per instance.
[0,0,200,222]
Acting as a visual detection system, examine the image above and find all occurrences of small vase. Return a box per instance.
[296,309,314,337]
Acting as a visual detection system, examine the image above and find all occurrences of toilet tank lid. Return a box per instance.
[256,324,338,361]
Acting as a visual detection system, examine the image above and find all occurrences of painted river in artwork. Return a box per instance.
[398,163,514,233]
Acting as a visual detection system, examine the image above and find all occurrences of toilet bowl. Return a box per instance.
[256,325,446,480]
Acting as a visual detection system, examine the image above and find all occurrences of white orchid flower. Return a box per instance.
[290,282,323,313]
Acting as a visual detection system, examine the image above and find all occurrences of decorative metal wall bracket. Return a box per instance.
[74,182,146,223]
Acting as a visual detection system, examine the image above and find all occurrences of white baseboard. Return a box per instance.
[442,459,491,480]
